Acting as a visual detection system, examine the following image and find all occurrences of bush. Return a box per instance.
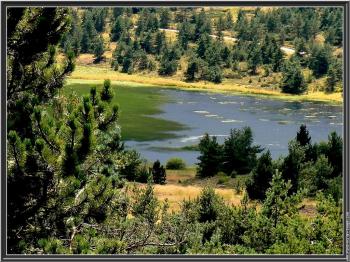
[136,162,151,183]
[119,150,142,181]
[166,157,186,170]
[230,170,237,178]
[217,173,230,185]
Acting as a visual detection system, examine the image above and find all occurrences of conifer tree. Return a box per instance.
[152,160,166,184]
[326,131,342,178]
[178,21,194,50]
[185,57,199,82]
[80,11,98,53]
[197,134,222,178]
[247,40,262,75]
[93,35,105,62]
[155,31,166,55]
[280,59,306,94]
[222,127,262,175]
[281,140,306,193]
[159,8,171,28]
[308,44,332,78]
[262,170,302,227]
[194,9,212,40]
[296,124,311,147]
[246,150,274,200]
[325,59,342,93]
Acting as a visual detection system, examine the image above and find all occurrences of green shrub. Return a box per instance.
[217,172,230,185]
[166,157,186,170]
[230,170,238,178]
[136,163,151,183]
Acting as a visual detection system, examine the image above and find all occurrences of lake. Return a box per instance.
[124,88,343,166]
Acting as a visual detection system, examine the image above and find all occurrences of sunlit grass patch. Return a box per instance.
[68,65,342,104]
[62,81,188,141]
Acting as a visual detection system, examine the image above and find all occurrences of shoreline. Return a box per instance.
[67,66,343,105]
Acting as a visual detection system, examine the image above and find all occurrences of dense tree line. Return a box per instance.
[197,125,342,203]
[61,7,342,93]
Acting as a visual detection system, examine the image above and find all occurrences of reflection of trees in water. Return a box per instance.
[285,101,302,110]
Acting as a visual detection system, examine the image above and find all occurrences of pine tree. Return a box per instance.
[270,39,283,72]
[140,32,153,54]
[325,59,342,93]
[152,160,166,184]
[155,31,166,55]
[246,150,274,200]
[262,170,302,227]
[314,155,333,190]
[326,131,342,178]
[225,11,233,30]
[80,11,98,53]
[247,40,262,75]
[61,10,82,56]
[308,44,332,78]
[235,9,249,40]
[197,134,222,178]
[216,15,226,34]
[280,59,306,94]
[196,33,211,59]
[93,36,105,62]
[178,21,194,50]
[159,8,171,28]
[158,46,179,76]
[92,8,107,33]
[194,9,212,40]
[296,124,311,147]
[222,127,262,175]
[185,56,199,82]
[281,140,306,193]
[111,16,124,41]
[100,79,113,102]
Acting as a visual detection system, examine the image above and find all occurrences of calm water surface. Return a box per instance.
[125,88,343,166]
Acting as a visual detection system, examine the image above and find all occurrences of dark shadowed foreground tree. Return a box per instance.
[246,150,274,200]
[7,7,74,252]
[7,8,127,253]
[152,160,166,184]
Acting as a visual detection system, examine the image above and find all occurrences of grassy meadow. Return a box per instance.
[63,81,187,141]
[68,65,343,104]
[126,167,317,217]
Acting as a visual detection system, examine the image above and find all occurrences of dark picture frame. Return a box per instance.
[1,1,349,261]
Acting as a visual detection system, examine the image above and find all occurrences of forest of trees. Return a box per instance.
[7,7,343,255]
[61,7,343,94]
[197,125,342,203]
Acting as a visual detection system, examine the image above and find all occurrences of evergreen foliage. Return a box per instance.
[197,134,222,178]
[280,59,306,94]
[246,150,274,200]
[152,160,166,184]
[222,127,262,175]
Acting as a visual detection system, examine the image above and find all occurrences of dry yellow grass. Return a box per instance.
[154,184,243,212]
[69,65,342,104]
[165,169,195,184]
[128,181,317,215]
[76,54,95,65]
